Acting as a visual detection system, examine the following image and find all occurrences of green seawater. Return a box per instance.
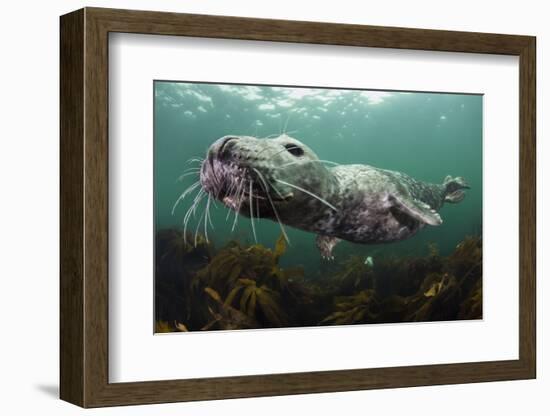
[154,81,482,274]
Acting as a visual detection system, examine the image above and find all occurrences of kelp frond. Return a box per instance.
[331,255,375,292]
[155,320,173,333]
[224,278,287,327]
[321,290,380,325]
[201,287,259,330]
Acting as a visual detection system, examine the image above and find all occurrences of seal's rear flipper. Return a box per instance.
[445,190,466,203]
[316,235,341,259]
[443,175,470,204]
[390,194,443,226]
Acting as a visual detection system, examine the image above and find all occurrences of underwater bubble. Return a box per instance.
[243,88,262,100]
[277,99,294,108]
[285,88,317,99]
[218,84,263,100]
[259,103,275,111]
[359,91,392,105]
[186,89,213,106]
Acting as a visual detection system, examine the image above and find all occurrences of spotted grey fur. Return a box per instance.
[199,134,470,258]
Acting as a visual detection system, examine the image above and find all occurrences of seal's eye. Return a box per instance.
[284,144,304,157]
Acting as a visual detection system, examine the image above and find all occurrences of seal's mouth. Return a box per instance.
[200,159,291,206]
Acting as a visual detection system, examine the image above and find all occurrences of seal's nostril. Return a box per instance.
[219,136,238,155]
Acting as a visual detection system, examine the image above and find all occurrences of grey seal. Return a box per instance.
[198,134,470,258]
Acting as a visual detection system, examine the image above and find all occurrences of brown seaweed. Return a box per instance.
[155,226,482,332]
[224,279,287,326]
[154,320,173,333]
[155,229,212,328]
[320,290,380,325]
[201,287,259,330]
[190,234,309,328]
[333,255,375,293]
[319,236,482,325]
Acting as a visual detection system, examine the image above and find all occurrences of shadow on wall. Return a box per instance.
[34,384,58,399]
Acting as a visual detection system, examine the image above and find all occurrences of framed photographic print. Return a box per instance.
[60,7,536,407]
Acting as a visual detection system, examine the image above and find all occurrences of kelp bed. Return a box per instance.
[155,229,482,332]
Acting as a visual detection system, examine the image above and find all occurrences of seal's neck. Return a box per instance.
[275,171,342,234]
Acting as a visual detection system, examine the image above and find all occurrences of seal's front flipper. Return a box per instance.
[316,235,341,259]
[390,194,443,226]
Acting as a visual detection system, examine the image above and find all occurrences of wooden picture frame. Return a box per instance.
[60,7,536,408]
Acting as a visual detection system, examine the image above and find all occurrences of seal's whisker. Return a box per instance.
[225,203,233,221]
[278,159,339,169]
[256,192,260,225]
[268,180,287,201]
[194,208,206,247]
[224,178,241,221]
[230,177,241,203]
[180,168,200,176]
[249,180,258,243]
[186,158,204,165]
[204,194,212,243]
[183,189,206,240]
[176,171,200,182]
[226,177,238,200]
[246,120,261,137]
[171,181,200,215]
[253,168,290,245]
[230,178,244,230]
[256,145,291,160]
[256,140,301,159]
[256,146,273,157]
[282,110,294,135]
[265,145,302,160]
[231,183,245,233]
[182,190,201,235]
[191,189,206,218]
[274,179,339,212]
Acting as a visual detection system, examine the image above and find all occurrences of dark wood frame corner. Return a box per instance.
[60,7,536,408]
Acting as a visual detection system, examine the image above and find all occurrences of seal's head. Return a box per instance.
[199,134,338,225]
